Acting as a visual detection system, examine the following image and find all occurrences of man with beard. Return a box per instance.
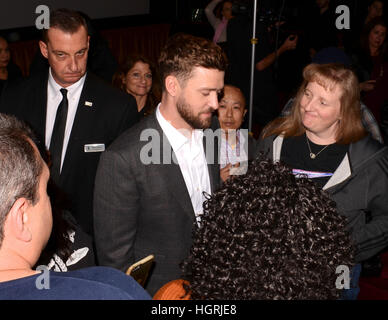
[93,33,227,295]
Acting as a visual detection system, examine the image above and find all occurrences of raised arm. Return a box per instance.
[256,35,298,71]
[205,0,223,29]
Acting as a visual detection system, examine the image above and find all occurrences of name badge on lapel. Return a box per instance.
[84,144,105,153]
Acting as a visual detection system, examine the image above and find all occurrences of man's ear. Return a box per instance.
[243,109,247,117]
[8,198,32,243]
[165,75,180,98]
[39,40,48,59]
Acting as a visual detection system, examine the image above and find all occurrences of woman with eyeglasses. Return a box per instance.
[113,54,161,117]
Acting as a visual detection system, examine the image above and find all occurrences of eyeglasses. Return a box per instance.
[129,72,152,80]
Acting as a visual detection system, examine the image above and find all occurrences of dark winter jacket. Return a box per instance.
[257,134,388,262]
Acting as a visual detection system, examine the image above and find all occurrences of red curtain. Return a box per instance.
[101,24,171,65]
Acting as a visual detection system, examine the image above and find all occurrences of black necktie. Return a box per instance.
[49,88,68,184]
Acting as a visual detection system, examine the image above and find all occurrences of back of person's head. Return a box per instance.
[312,47,351,66]
[158,33,228,90]
[42,8,87,43]
[181,157,354,300]
[0,114,42,248]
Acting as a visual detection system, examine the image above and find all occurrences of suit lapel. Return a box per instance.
[203,131,220,193]
[204,116,221,193]
[150,114,195,219]
[60,73,96,184]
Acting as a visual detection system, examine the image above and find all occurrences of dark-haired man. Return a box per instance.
[0,9,138,237]
[94,33,227,295]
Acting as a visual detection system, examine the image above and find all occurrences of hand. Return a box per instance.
[360,80,376,92]
[229,162,241,176]
[268,21,285,32]
[220,163,232,182]
[274,21,286,29]
[279,35,298,54]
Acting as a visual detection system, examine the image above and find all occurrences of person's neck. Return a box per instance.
[370,45,379,57]
[0,66,7,80]
[223,128,239,145]
[365,15,373,25]
[0,250,37,282]
[159,97,193,136]
[133,94,148,112]
[305,130,336,145]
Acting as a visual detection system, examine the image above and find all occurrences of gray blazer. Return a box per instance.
[93,112,220,295]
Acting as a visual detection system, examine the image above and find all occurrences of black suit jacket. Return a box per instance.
[93,112,221,295]
[0,71,139,235]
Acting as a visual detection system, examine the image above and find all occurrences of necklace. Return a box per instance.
[305,135,330,159]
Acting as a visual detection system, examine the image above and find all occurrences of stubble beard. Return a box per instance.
[176,96,213,130]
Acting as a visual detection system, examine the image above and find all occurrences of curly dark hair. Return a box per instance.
[181,157,355,300]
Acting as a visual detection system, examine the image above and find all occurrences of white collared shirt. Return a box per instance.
[156,104,211,225]
[46,68,86,171]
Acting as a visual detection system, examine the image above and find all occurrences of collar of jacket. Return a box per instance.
[271,134,388,192]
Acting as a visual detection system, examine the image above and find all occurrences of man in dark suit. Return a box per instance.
[0,9,138,237]
[94,33,228,295]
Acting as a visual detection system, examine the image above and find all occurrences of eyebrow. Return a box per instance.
[200,88,223,93]
[52,47,88,55]
[221,98,243,104]
[130,70,152,73]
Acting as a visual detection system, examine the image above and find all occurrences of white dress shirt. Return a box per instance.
[46,68,86,171]
[156,104,211,225]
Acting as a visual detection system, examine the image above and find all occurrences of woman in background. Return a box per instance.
[364,0,384,26]
[217,84,257,182]
[113,54,161,117]
[352,17,388,124]
[258,63,388,299]
[205,0,234,51]
[0,36,22,95]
